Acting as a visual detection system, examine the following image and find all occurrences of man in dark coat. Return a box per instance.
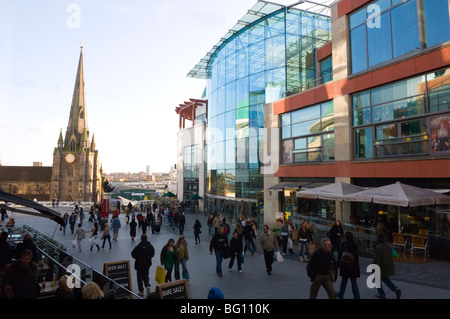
[307,237,337,299]
[13,233,38,261]
[373,232,401,299]
[131,234,155,297]
[3,249,41,299]
[209,226,229,277]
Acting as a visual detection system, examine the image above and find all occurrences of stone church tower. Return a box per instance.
[51,46,103,202]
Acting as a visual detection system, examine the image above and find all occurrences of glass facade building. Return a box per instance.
[350,0,450,74]
[190,4,331,222]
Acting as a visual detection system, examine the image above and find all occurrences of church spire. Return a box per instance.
[64,44,89,149]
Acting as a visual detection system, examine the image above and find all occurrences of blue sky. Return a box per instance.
[0,0,258,173]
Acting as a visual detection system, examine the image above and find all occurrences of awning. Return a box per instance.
[0,190,64,226]
[268,181,330,191]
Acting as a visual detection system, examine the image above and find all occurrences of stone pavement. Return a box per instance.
[9,208,450,299]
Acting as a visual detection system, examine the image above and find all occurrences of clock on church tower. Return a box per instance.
[65,153,75,164]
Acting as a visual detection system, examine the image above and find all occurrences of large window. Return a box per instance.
[184,145,200,178]
[350,0,450,74]
[320,56,333,83]
[206,8,331,200]
[281,101,334,163]
[353,66,450,159]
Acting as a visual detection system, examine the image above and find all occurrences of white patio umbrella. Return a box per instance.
[343,181,450,207]
[296,182,366,201]
[296,182,367,221]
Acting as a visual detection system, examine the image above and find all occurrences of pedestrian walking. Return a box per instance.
[243,220,256,256]
[129,216,137,241]
[328,220,344,256]
[131,234,155,297]
[306,237,337,299]
[213,214,223,235]
[337,231,360,299]
[228,230,243,273]
[89,222,100,252]
[69,212,76,235]
[373,232,401,299]
[160,238,177,283]
[178,212,186,235]
[61,213,69,235]
[298,220,313,262]
[101,223,112,249]
[73,223,87,252]
[193,219,202,244]
[258,225,279,275]
[111,216,121,241]
[209,226,229,277]
[280,220,289,256]
[141,216,149,235]
[207,214,214,235]
[174,236,190,281]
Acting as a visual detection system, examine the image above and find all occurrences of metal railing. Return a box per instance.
[4,226,142,299]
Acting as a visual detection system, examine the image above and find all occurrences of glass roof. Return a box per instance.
[187,0,338,79]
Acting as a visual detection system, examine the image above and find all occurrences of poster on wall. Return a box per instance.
[431,114,450,153]
[281,140,293,163]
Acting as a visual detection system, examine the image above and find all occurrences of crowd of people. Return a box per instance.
[0,198,403,299]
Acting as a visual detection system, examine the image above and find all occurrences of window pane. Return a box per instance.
[429,90,450,113]
[322,115,334,132]
[368,12,392,67]
[372,0,391,12]
[292,119,321,137]
[292,104,320,123]
[350,7,367,29]
[281,113,291,126]
[423,0,450,48]
[350,24,367,73]
[294,138,307,149]
[355,128,373,158]
[427,68,450,92]
[282,126,291,139]
[354,107,371,126]
[323,133,335,160]
[372,96,425,122]
[321,101,334,117]
[376,123,398,140]
[401,119,426,136]
[391,0,420,58]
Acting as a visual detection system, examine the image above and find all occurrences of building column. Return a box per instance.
[263,102,281,228]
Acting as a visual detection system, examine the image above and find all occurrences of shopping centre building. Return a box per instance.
[177,0,450,257]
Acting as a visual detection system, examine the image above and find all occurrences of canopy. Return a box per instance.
[162,192,177,198]
[190,194,203,200]
[296,182,366,201]
[343,182,450,207]
[0,190,64,226]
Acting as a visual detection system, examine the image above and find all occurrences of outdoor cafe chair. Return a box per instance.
[410,235,428,261]
[392,232,408,256]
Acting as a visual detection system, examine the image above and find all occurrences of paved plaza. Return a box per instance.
[8,208,450,300]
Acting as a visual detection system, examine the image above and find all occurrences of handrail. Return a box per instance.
[8,225,142,299]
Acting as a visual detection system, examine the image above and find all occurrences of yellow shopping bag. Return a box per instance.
[155,265,166,285]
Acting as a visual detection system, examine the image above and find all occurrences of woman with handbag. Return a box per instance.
[160,238,177,282]
[298,220,312,262]
[89,222,100,252]
[101,223,112,249]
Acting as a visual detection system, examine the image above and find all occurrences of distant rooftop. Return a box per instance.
[187,0,338,79]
